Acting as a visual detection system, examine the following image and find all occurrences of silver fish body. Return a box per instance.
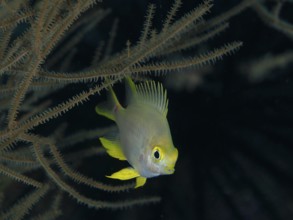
[95,77,178,187]
[116,103,174,178]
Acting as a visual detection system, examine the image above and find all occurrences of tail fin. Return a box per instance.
[125,76,137,105]
[95,87,122,121]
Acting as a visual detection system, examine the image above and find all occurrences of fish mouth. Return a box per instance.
[164,167,175,175]
[163,148,178,175]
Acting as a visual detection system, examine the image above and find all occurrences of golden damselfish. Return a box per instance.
[95,77,178,188]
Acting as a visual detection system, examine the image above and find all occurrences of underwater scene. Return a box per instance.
[0,0,292,219]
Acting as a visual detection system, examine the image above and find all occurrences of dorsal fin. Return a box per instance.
[125,77,168,116]
[136,80,169,117]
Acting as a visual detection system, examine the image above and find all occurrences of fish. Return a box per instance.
[95,77,178,188]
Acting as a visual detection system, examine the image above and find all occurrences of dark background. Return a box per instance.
[44,0,293,219]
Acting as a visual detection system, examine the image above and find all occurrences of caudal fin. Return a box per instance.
[95,87,122,121]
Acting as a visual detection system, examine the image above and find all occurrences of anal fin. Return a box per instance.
[99,137,126,160]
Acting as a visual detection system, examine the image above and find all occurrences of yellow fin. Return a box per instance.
[135,176,147,188]
[95,87,121,121]
[125,76,137,105]
[99,137,126,160]
[106,167,140,180]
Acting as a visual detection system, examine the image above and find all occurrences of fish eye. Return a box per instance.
[154,150,160,159]
[152,146,161,160]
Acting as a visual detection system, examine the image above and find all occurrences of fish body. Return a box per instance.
[96,77,178,188]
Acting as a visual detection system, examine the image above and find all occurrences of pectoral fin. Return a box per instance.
[99,137,126,160]
[106,167,140,180]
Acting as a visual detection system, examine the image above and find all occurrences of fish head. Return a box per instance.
[139,142,178,178]
[151,144,178,174]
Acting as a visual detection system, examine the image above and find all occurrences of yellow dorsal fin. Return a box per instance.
[106,167,140,180]
[99,137,126,160]
[135,176,147,188]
